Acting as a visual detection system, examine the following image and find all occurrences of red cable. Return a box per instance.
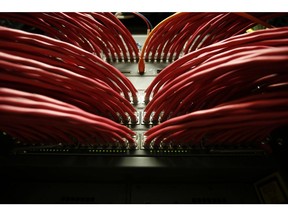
[144,93,288,148]
[144,42,288,149]
[89,12,139,61]
[145,27,288,104]
[144,47,288,123]
[0,26,138,104]
[0,12,139,62]
[0,88,136,147]
[0,27,138,123]
[142,12,284,64]
[0,53,136,123]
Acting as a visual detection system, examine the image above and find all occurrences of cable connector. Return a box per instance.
[138,57,145,75]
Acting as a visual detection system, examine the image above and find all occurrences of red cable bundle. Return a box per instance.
[0,26,137,123]
[138,12,283,73]
[0,12,139,62]
[0,88,136,148]
[89,12,139,61]
[144,44,288,149]
[143,13,217,62]
[144,27,288,123]
[144,91,288,149]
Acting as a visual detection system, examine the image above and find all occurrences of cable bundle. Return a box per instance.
[144,91,288,149]
[0,26,137,123]
[144,27,288,123]
[138,12,283,73]
[144,45,288,148]
[0,88,136,148]
[0,12,139,62]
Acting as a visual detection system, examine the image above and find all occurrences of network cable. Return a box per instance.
[144,44,288,149]
[0,12,139,62]
[138,12,284,73]
[0,88,136,148]
[144,27,288,123]
[0,26,138,123]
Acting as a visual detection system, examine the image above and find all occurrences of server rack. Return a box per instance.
[1,13,288,204]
